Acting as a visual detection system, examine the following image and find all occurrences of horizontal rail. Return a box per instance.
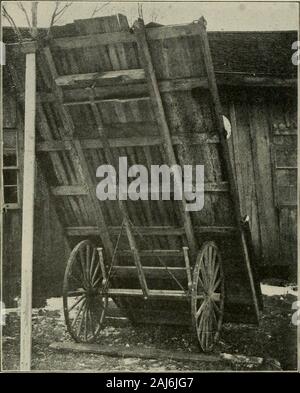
[49,24,201,50]
[109,265,190,279]
[51,182,228,196]
[66,225,237,237]
[107,288,220,301]
[55,69,145,87]
[36,134,220,152]
[51,185,88,196]
[22,76,297,106]
[116,250,184,257]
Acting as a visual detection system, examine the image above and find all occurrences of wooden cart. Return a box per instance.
[7,14,262,352]
[54,17,263,352]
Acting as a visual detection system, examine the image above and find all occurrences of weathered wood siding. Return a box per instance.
[3,20,297,311]
[2,92,70,307]
[224,87,297,279]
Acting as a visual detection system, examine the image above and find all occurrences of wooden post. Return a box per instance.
[20,42,37,371]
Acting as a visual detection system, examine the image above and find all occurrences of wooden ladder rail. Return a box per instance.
[87,88,149,299]
[41,46,115,261]
[133,18,198,257]
[195,17,260,320]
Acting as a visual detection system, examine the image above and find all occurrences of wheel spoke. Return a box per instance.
[91,262,100,286]
[196,299,206,319]
[88,308,95,336]
[69,273,83,287]
[208,246,213,279]
[197,275,205,292]
[212,277,221,292]
[89,248,96,280]
[210,263,220,291]
[211,298,221,315]
[68,295,85,312]
[71,298,86,328]
[86,245,91,284]
[200,260,209,290]
[77,303,87,337]
[79,248,88,286]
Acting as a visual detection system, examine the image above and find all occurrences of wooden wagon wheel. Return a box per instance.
[63,240,108,343]
[191,241,225,352]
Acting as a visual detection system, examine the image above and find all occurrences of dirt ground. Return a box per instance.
[1,287,298,372]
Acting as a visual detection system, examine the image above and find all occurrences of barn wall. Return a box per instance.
[2,91,70,307]
[2,83,297,303]
[224,87,297,280]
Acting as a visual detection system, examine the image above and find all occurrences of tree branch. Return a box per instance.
[2,4,23,42]
[91,1,111,18]
[48,1,72,36]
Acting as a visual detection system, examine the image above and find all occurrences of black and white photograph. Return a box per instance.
[0,0,299,373]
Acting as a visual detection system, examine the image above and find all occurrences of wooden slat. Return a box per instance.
[55,69,145,87]
[134,18,197,255]
[57,71,297,89]
[117,250,183,257]
[51,185,88,196]
[195,18,260,321]
[36,134,219,152]
[28,75,296,106]
[66,225,236,237]
[50,30,136,49]
[49,24,201,50]
[42,46,115,259]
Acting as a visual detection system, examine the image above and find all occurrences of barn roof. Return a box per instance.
[3,16,297,78]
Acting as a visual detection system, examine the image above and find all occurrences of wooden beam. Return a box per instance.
[49,341,221,363]
[66,225,236,237]
[50,182,227,197]
[117,250,183,257]
[50,30,136,49]
[23,75,296,106]
[196,18,260,321]
[51,185,88,196]
[20,44,37,372]
[55,69,145,87]
[55,69,297,90]
[36,134,219,152]
[49,23,222,50]
[134,18,197,255]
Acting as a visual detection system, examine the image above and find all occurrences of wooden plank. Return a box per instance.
[55,69,145,87]
[66,225,236,237]
[36,140,72,152]
[107,288,190,300]
[117,250,183,257]
[51,185,88,196]
[20,48,37,371]
[195,18,260,321]
[36,134,219,152]
[32,75,296,106]
[49,341,221,363]
[50,182,228,197]
[50,30,136,49]
[49,24,201,50]
[134,18,197,255]
[247,95,280,265]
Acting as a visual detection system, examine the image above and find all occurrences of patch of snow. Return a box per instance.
[261,284,298,297]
